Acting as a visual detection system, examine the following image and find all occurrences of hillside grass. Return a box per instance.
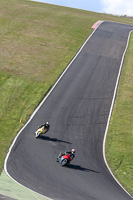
[0,0,133,196]
[105,32,133,195]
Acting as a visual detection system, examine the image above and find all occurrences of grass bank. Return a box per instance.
[105,32,133,195]
[0,0,133,196]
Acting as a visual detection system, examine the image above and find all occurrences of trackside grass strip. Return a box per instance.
[0,0,133,196]
[105,32,133,195]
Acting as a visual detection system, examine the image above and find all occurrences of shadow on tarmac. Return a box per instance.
[64,164,100,173]
[37,135,72,144]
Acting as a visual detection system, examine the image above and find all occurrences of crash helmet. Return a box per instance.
[45,121,49,127]
[71,149,75,154]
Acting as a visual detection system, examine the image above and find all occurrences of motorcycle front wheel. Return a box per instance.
[35,130,41,138]
[61,159,68,166]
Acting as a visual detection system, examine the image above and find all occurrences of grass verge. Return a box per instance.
[105,32,133,195]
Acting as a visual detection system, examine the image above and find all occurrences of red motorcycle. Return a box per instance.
[57,152,74,166]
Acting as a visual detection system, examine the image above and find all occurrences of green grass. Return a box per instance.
[0,0,133,196]
[105,32,133,195]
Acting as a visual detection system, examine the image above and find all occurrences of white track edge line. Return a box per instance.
[4,21,103,198]
[103,30,133,199]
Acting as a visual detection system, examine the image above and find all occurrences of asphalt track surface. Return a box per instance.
[6,21,133,200]
[0,194,16,200]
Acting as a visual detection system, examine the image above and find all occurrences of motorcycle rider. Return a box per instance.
[38,121,50,134]
[57,149,75,162]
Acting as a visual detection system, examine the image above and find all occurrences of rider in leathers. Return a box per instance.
[38,122,50,134]
[57,149,75,163]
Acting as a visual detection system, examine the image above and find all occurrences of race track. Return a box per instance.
[5,21,133,200]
